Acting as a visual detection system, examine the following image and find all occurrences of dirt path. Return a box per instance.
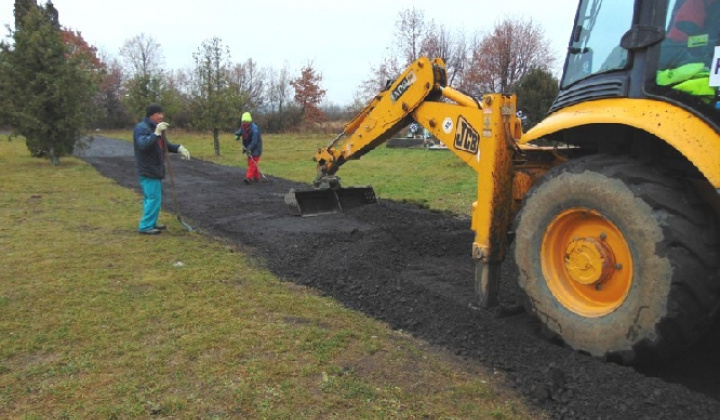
[78,136,720,419]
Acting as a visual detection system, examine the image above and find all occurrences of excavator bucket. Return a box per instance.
[285,187,377,216]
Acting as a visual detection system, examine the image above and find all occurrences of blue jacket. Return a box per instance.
[234,123,263,156]
[133,117,180,179]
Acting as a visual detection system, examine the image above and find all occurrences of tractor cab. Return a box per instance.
[554,0,720,130]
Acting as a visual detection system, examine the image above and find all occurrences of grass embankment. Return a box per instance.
[0,137,541,418]
[106,130,478,217]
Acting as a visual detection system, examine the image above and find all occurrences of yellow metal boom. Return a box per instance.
[291,56,535,306]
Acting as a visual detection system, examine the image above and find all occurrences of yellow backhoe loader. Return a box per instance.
[286,0,720,364]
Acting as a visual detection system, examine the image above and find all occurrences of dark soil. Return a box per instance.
[78,137,720,419]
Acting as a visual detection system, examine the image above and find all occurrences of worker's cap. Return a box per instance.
[241,112,252,123]
[146,103,163,117]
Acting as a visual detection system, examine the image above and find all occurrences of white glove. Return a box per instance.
[178,145,190,160]
[154,122,170,136]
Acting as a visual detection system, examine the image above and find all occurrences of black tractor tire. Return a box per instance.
[513,154,720,364]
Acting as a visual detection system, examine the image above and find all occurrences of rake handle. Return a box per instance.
[161,133,181,215]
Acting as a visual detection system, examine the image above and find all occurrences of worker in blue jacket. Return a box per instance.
[234,111,263,184]
[133,103,190,235]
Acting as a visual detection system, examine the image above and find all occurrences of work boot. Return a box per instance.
[139,228,162,235]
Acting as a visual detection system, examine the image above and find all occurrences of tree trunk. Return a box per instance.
[213,127,220,157]
[49,145,59,166]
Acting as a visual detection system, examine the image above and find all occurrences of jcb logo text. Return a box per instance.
[454,116,479,154]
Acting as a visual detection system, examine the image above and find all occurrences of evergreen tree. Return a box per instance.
[0,3,98,164]
[514,67,559,129]
[13,0,36,29]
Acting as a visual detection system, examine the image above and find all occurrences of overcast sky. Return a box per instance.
[3,0,579,105]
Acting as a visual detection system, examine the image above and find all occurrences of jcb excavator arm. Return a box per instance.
[312,57,447,185]
[285,56,526,307]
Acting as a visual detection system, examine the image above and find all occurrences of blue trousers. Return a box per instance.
[139,176,162,231]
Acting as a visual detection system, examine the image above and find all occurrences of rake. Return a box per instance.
[243,146,268,181]
[162,133,194,231]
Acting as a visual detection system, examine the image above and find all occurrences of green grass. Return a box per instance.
[104,130,478,216]
[0,136,544,418]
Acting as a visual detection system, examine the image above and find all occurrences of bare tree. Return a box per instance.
[267,64,292,114]
[462,17,554,95]
[361,7,467,102]
[228,58,267,115]
[95,58,132,129]
[119,33,163,79]
[394,7,427,66]
[421,23,468,86]
[419,21,445,61]
[190,37,236,156]
[357,6,427,103]
[159,69,191,129]
[263,64,297,133]
[355,56,402,104]
[118,33,166,118]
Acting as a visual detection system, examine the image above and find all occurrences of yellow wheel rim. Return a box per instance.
[541,208,633,317]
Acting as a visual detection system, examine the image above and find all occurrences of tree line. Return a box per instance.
[1,1,561,164]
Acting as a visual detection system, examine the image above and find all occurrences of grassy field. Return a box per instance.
[0,136,542,418]
[105,129,479,217]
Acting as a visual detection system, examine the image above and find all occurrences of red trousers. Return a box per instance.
[247,155,261,180]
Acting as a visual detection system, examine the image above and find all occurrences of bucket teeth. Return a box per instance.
[336,187,377,210]
[285,187,377,216]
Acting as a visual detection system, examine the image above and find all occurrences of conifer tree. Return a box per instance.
[1,2,98,164]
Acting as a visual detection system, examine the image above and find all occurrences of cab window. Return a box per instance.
[562,0,634,87]
[653,0,720,117]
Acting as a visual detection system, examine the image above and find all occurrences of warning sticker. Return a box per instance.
[442,117,453,134]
